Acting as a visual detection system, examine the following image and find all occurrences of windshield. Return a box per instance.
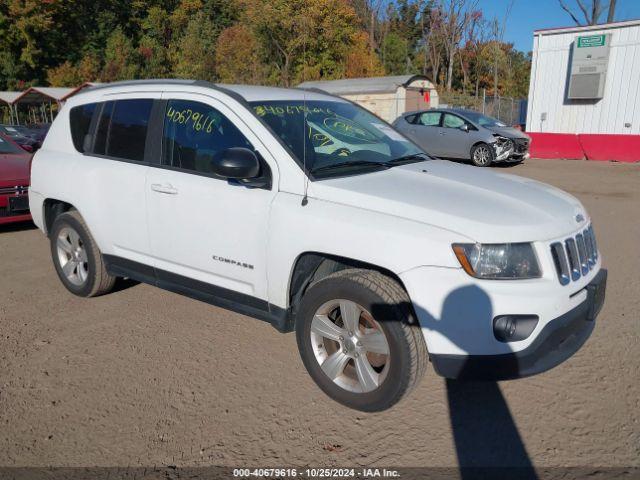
[250,100,426,178]
[460,111,507,128]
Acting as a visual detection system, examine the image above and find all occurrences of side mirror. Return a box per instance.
[211,147,260,180]
[459,124,469,132]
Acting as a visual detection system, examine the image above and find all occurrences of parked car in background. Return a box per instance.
[0,125,41,153]
[0,134,32,225]
[22,123,51,144]
[393,108,531,167]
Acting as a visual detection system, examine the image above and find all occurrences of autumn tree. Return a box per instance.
[101,27,139,82]
[46,61,81,87]
[345,31,385,78]
[215,25,264,84]
[440,0,476,91]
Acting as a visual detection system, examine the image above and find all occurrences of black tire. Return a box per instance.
[50,210,116,297]
[470,142,495,167]
[295,268,428,412]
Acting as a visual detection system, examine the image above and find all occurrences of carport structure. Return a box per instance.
[0,91,22,124]
[13,86,74,124]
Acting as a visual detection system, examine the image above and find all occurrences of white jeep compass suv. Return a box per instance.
[29,80,606,412]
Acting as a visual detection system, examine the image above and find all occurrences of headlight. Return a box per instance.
[452,243,541,279]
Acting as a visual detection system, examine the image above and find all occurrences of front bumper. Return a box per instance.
[431,269,607,380]
[0,191,31,225]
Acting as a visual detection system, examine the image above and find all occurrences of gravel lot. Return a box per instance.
[1,159,638,471]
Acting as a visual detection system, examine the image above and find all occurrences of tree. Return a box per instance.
[76,53,101,82]
[488,0,513,98]
[170,12,218,81]
[47,61,81,87]
[420,2,444,85]
[101,27,139,82]
[345,31,385,78]
[440,0,476,91]
[381,32,409,74]
[558,0,612,25]
[240,0,373,86]
[215,25,264,84]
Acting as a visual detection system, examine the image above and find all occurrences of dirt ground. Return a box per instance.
[1,159,639,471]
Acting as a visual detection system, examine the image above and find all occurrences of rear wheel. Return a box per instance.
[50,210,116,297]
[471,143,494,167]
[295,269,428,412]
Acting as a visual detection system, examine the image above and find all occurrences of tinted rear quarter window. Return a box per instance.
[69,103,97,152]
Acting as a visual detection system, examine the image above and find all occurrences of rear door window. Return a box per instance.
[107,99,153,161]
[418,112,441,126]
[92,99,153,162]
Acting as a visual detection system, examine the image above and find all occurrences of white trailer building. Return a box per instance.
[527,19,640,135]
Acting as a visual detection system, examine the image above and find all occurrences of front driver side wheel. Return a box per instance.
[471,143,495,167]
[295,269,428,412]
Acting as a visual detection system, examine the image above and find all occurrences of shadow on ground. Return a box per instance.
[375,285,540,477]
[0,220,36,234]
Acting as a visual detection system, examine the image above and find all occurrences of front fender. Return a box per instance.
[266,192,471,309]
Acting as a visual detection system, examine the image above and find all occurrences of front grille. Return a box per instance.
[0,186,28,195]
[0,207,16,218]
[550,225,598,285]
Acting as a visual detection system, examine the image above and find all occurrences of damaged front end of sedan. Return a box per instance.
[492,135,514,161]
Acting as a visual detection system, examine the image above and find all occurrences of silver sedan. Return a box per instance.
[393,108,531,167]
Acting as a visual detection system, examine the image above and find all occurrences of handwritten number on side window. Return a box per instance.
[167,107,216,134]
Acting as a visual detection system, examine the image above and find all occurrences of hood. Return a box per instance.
[309,160,587,243]
[485,125,530,140]
[0,153,31,186]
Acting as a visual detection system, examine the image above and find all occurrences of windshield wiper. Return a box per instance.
[310,160,390,174]
[387,153,430,165]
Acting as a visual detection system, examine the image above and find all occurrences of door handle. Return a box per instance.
[151,183,178,195]
[439,131,446,135]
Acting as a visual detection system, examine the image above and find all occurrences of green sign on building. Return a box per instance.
[577,35,606,48]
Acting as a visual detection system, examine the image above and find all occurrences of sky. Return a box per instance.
[478,0,640,52]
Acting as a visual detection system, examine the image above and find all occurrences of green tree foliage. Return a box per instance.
[0,0,532,98]
[381,32,409,75]
[101,27,139,82]
[215,25,264,84]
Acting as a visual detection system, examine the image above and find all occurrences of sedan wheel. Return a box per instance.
[471,143,494,167]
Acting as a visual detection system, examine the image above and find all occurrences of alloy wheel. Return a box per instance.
[474,146,492,166]
[56,227,89,286]
[310,299,390,393]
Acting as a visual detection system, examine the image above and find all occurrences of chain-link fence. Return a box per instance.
[438,90,527,127]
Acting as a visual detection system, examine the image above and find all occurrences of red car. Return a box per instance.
[0,133,32,225]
